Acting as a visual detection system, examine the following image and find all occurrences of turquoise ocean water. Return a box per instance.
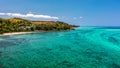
[0,27,120,68]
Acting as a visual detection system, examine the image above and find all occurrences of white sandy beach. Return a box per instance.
[0,32,37,36]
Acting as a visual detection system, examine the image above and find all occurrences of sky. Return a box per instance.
[0,0,120,26]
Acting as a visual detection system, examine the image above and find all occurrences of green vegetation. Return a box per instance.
[0,18,75,34]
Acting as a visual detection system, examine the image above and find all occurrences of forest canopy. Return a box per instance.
[0,18,76,34]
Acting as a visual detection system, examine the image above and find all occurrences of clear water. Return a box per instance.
[0,27,120,68]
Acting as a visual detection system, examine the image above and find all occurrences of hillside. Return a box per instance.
[0,18,75,34]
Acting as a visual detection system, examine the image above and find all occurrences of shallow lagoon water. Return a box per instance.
[0,27,120,68]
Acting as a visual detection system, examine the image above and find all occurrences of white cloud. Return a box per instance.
[0,12,59,19]
[80,16,83,19]
[73,16,83,20]
[0,13,5,15]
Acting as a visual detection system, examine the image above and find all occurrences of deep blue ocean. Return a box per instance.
[0,27,120,68]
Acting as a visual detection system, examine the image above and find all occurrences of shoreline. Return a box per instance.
[0,30,70,36]
[0,27,77,36]
[0,32,38,36]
